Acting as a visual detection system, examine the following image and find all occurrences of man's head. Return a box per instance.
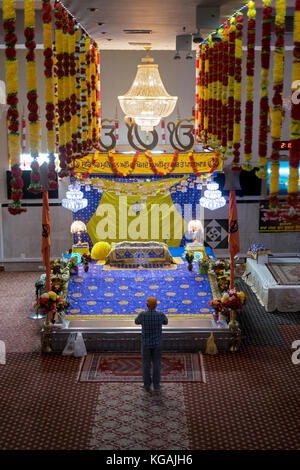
[147,297,158,310]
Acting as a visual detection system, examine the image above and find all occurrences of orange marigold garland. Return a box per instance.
[25,0,42,194]
[4,0,26,214]
[108,151,139,177]
[286,0,300,213]
[220,25,229,159]
[74,24,82,154]
[42,0,57,191]
[145,150,179,176]
[256,0,273,179]
[243,1,256,172]
[227,17,236,157]
[55,1,68,177]
[268,0,286,213]
[232,13,244,171]
[80,34,88,153]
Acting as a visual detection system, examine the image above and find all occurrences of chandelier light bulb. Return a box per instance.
[118,49,177,132]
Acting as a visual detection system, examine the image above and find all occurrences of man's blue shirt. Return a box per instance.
[135,309,168,347]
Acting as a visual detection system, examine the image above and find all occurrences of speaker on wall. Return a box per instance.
[6,170,59,200]
[214,168,262,197]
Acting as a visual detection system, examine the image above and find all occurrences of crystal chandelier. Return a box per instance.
[62,182,88,212]
[118,48,177,132]
[200,183,226,210]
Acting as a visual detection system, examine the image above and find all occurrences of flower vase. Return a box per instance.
[84,264,89,273]
[187,263,193,272]
[212,313,219,324]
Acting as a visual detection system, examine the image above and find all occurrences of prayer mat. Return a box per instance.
[266,263,300,285]
[78,352,206,383]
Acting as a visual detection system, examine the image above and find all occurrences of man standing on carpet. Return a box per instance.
[135,297,168,393]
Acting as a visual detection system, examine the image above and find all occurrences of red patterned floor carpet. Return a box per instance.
[0,271,299,450]
[79,352,206,383]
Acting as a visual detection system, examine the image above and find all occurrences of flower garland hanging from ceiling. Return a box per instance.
[226,17,236,158]
[42,0,57,191]
[80,34,88,153]
[243,1,256,172]
[55,2,68,177]
[232,12,244,171]
[74,24,82,154]
[220,25,229,160]
[269,0,286,213]
[4,0,26,214]
[85,36,92,151]
[287,0,300,212]
[25,0,42,193]
[256,0,273,179]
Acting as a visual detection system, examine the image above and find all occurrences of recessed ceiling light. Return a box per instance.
[101,32,107,34]
[88,8,98,12]
[107,38,112,41]
[97,22,104,26]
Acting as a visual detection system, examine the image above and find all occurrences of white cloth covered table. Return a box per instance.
[243,258,300,313]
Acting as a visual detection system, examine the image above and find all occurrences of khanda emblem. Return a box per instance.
[42,224,49,238]
[229,220,238,233]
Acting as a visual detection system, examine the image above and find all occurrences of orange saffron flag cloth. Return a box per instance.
[228,190,240,258]
[42,189,51,291]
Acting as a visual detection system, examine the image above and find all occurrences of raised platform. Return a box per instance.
[46,317,236,353]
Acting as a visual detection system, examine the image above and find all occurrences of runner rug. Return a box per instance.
[266,262,300,285]
[78,352,206,383]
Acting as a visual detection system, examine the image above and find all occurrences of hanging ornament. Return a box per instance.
[200,182,226,210]
[62,181,88,212]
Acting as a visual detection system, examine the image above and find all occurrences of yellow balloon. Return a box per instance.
[91,242,111,260]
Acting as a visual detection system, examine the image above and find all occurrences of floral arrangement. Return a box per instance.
[42,0,57,191]
[4,0,26,215]
[198,258,211,274]
[222,288,246,310]
[185,252,194,264]
[81,253,92,272]
[208,288,246,323]
[256,0,273,180]
[243,1,256,171]
[34,290,70,321]
[232,13,244,171]
[68,256,79,274]
[287,0,300,212]
[25,0,42,194]
[217,275,230,293]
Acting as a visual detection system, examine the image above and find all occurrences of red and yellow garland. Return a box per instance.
[227,17,236,157]
[269,0,286,212]
[220,26,229,159]
[256,0,273,179]
[287,0,300,211]
[25,0,42,193]
[232,13,244,171]
[243,1,256,171]
[42,0,57,191]
[4,0,26,214]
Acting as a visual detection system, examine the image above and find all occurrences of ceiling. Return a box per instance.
[0,0,296,50]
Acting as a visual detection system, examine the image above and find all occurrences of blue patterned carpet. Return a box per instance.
[65,262,215,320]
